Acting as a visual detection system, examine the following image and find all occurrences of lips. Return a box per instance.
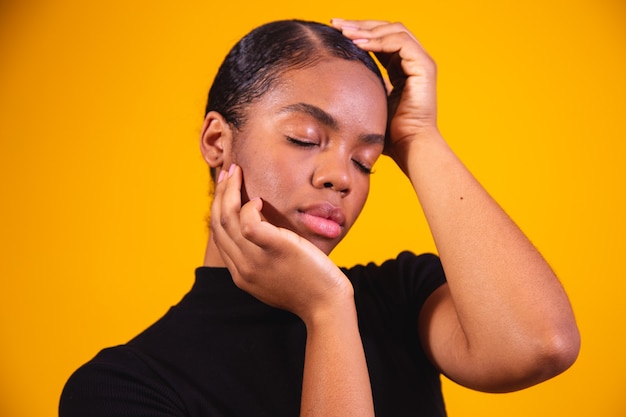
[298,203,346,239]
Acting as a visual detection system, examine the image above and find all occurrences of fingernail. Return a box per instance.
[352,38,369,44]
[217,169,226,183]
[330,18,359,31]
[228,164,236,177]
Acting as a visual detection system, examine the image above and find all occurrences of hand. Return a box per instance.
[210,165,354,323]
[331,19,439,156]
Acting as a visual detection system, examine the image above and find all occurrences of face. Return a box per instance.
[224,58,387,255]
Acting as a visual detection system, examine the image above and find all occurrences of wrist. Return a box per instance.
[387,126,446,171]
[301,290,357,331]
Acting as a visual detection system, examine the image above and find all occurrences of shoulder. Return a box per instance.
[344,251,446,316]
[345,251,443,276]
[60,346,185,417]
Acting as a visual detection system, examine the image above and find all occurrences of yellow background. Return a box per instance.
[1,0,624,416]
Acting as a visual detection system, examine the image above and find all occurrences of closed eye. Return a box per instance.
[352,159,374,175]
[287,137,318,147]
[287,136,375,174]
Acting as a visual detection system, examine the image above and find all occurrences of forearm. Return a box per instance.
[331,17,579,391]
[396,130,579,374]
[300,299,374,417]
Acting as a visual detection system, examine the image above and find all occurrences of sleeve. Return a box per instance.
[59,347,186,417]
[346,251,447,320]
[344,252,448,414]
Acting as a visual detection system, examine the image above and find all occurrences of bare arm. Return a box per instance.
[210,165,374,416]
[405,130,579,391]
[333,19,580,392]
[300,294,374,416]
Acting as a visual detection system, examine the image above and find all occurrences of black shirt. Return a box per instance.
[60,251,447,416]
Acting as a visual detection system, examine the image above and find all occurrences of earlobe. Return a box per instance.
[200,111,233,169]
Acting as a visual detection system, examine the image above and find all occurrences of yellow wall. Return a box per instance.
[1,1,624,416]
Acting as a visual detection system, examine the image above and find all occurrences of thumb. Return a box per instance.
[238,197,276,249]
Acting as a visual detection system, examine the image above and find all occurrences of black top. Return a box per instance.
[60,251,447,416]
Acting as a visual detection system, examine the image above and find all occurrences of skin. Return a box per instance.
[200,19,581,417]
[204,58,387,258]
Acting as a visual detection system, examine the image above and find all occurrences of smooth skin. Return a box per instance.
[201,19,580,417]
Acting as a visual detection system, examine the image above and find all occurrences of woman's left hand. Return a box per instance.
[335,18,581,393]
[331,19,438,156]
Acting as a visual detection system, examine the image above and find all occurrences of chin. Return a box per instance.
[309,235,343,256]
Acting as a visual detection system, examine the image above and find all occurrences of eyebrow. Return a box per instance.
[279,102,339,129]
[278,102,385,146]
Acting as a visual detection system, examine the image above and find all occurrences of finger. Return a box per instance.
[238,197,271,247]
[217,165,287,257]
[332,21,430,85]
[210,165,248,261]
[211,172,266,288]
[347,30,423,60]
[238,196,300,252]
[357,32,434,83]
[209,166,228,238]
[213,236,239,278]
[331,18,387,29]
[209,165,232,237]
[332,19,419,44]
[219,164,243,235]
[331,18,392,31]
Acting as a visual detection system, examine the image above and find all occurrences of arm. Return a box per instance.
[333,19,580,392]
[300,294,374,417]
[210,165,374,416]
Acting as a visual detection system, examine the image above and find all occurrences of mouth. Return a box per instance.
[297,203,346,240]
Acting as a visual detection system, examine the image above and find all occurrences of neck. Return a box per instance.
[203,235,227,267]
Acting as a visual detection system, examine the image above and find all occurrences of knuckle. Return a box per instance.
[398,31,412,42]
[236,264,255,281]
[239,220,256,240]
[209,215,221,233]
[230,273,246,289]
[219,215,228,228]
[389,21,407,32]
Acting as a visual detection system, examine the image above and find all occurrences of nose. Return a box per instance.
[311,151,351,195]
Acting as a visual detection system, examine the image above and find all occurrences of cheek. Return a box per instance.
[241,162,307,230]
[238,164,273,203]
[238,156,296,206]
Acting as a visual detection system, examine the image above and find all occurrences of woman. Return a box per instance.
[60,19,580,417]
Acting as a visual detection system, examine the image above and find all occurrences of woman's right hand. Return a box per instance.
[210,164,354,323]
[213,165,373,417]
[331,19,439,163]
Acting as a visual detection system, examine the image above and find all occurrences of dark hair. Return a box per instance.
[205,19,386,129]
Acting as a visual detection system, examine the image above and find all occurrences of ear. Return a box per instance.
[200,111,234,171]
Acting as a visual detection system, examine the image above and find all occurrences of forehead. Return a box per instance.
[249,58,388,133]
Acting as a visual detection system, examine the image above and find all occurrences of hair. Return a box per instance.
[205,19,386,129]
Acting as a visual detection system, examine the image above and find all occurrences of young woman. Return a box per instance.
[60,19,580,417]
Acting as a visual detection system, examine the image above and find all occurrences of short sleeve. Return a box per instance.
[343,252,448,416]
[345,251,446,320]
[59,347,186,417]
